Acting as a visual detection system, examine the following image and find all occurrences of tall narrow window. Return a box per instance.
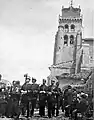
[64,24,69,32]
[71,24,75,31]
[70,35,74,45]
[64,35,68,46]
[65,24,69,29]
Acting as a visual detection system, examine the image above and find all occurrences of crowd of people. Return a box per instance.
[0,75,93,120]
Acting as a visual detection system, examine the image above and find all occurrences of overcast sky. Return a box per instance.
[0,0,94,84]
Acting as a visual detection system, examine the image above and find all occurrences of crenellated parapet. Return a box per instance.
[59,15,82,24]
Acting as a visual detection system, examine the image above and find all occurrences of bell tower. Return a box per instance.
[50,1,83,80]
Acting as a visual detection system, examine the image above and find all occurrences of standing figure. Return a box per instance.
[39,79,47,117]
[21,90,28,117]
[53,82,62,116]
[63,85,73,117]
[9,83,21,119]
[5,87,13,118]
[77,94,88,116]
[47,80,56,118]
[21,75,31,118]
[30,77,39,117]
[0,89,7,117]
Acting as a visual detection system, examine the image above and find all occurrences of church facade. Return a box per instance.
[48,2,94,87]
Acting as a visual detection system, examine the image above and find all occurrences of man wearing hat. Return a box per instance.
[63,85,73,117]
[72,93,88,120]
[77,93,88,114]
[30,77,39,117]
[53,82,62,116]
[0,88,7,117]
[6,80,21,119]
[47,80,56,118]
[21,76,31,118]
[39,79,48,117]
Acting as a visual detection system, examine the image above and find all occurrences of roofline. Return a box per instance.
[82,38,94,41]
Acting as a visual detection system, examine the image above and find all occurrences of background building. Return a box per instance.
[48,1,94,88]
[82,38,94,69]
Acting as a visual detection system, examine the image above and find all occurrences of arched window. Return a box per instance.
[70,35,74,44]
[71,24,75,31]
[64,24,69,32]
[65,24,69,29]
[64,35,68,45]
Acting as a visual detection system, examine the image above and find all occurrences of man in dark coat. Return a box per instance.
[21,90,28,117]
[72,93,88,120]
[30,77,39,117]
[47,80,56,118]
[9,85,21,119]
[0,89,7,117]
[77,94,88,115]
[21,77,31,118]
[53,82,62,116]
[70,94,79,119]
[63,85,73,117]
[39,79,47,117]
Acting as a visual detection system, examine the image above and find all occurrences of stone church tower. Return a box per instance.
[48,1,83,84]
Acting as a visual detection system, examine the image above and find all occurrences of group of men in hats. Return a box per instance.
[0,74,93,119]
[21,77,62,118]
